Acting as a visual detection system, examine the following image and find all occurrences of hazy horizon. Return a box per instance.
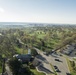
[0,0,76,24]
[0,22,76,25]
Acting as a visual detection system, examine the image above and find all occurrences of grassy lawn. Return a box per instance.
[37,34,46,39]
[66,57,76,75]
[15,46,28,54]
[73,58,76,61]
[50,63,57,75]
[29,30,46,39]
[30,69,45,75]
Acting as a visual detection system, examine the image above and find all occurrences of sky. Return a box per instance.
[0,0,76,24]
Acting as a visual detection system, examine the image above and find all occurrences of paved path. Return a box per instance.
[5,64,12,75]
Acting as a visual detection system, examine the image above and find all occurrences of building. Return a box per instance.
[13,54,32,63]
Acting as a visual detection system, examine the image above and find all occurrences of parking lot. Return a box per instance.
[34,48,70,75]
[36,54,54,74]
[69,49,76,57]
[49,53,70,75]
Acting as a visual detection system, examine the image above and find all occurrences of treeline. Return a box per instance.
[0,26,76,57]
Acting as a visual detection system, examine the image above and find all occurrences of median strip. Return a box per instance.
[50,63,57,75]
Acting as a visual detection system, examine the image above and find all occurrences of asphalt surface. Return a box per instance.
[49,54,70,75]
[5,64,12,75]
[34,47,70,75]
[38,65,52,74]
[69,49,76,57]
[34,48,54,74]
[36,54,54,74]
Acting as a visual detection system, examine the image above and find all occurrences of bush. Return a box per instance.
[29,64,35,69]
[8,58,22,75]
[31,49,38,56]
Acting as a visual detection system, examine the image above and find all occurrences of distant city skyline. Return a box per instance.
[0,0,76,24]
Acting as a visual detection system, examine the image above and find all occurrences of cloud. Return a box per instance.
[0,7,5,13]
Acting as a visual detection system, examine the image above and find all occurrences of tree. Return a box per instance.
[9,58,33,75]
[0,36,16,58]
[9,58,22,75]
[31,49,38,57]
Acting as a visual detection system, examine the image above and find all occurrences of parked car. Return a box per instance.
[54,66,57,69]
[54,65,61,72]
[55,59,60,61]
[56,69,61,72]
[66,73,71,75]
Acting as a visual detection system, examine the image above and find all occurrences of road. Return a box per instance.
[5,64,12,75]
[34,47,70,75]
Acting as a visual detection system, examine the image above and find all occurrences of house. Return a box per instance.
[13,54,32,63]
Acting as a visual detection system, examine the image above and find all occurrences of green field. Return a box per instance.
[66,58,76,75]
[15,46,28,54]
[31,69,45,75]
